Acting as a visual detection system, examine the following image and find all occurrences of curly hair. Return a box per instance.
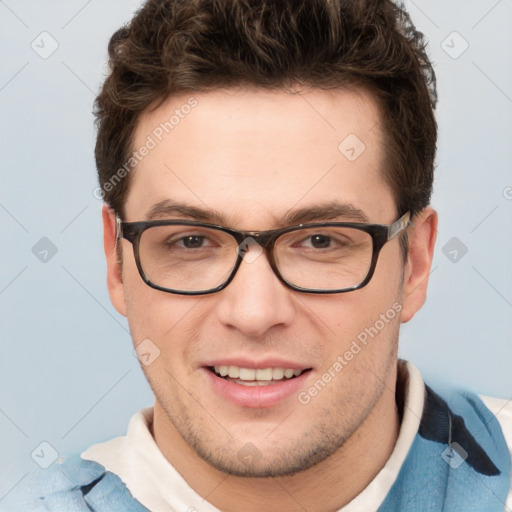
[95,0,437,222]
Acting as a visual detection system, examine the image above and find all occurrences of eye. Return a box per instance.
[160,231,218,251]
[179,235,208,249]
[298,232,351,250]
[308,234,332,249]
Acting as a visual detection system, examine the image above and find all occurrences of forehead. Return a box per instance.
[126,87,395,226]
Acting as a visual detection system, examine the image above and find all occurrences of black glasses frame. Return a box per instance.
[116,211,411,295]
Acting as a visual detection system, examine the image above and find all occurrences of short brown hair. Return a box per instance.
[95,0,437,220]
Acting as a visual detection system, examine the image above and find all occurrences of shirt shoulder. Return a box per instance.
[1,454,148,512]
[480,395,512,440]
[480,394,512,511]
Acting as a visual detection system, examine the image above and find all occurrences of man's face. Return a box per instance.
[110,87,409,476]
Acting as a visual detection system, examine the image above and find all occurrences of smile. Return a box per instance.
[210,365,306,386]
[204,364,312,407]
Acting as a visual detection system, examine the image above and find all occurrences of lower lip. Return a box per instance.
[203,368,311,408]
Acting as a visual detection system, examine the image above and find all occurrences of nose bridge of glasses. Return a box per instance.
[240,230,277,248]
[231,229,281,277]
[228,227,278,256]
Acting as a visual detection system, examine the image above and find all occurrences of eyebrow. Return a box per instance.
[145,200,370,226]
[282,202,369,225]
[146,201,228,224]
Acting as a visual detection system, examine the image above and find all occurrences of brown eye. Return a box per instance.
[181,235,206,249]
[309,235,331,249]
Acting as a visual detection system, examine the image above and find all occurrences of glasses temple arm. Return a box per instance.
[387,211,411,240]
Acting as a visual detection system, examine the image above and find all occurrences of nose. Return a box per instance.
[215,244,296,338]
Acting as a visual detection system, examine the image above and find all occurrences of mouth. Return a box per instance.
[208,365,311,386]
[203,363,313,408]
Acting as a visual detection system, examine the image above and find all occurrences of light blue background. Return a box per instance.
[1,0,511,501]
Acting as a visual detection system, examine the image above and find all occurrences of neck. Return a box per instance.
[153,366,400,512]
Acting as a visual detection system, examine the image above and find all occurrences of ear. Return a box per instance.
[102,205,127,317]
[401,207,438,323]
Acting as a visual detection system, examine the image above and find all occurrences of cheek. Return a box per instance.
[316,291,401,393]
[122,260,181,344]
[357,244,405,321]
[302,249,404,372]
[309,274,402,344]
[122,261,155,341]
[122,264,210,374]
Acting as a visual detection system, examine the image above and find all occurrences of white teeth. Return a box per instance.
[239,368,256,381]
[255,368,273,380]
[237,380,277,387]
[213,365,305,381]
[272,368,284,380]
[213,366,230,376]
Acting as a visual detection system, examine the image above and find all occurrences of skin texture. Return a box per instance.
[103,87,437,511]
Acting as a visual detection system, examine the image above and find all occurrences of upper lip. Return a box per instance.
[202,358,312,370]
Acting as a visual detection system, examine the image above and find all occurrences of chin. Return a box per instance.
[188,429,350,478]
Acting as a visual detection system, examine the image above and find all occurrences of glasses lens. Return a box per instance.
[138,225,237,292]
[274,226,373,291]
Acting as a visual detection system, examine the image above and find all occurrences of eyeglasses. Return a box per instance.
[116,212,411,295]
